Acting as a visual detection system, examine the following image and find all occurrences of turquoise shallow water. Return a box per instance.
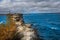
[0,15,7,24]
[0,13,60,40]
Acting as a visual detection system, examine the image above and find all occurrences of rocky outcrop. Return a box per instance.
[0,13,42,40]
[11,13,41,40]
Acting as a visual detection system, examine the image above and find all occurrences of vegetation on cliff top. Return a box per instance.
[0,14,16,40]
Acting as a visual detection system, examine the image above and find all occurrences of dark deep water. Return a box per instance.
[23,13,60,40]
[0,13,60,40]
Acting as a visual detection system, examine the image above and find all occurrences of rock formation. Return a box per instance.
[11,13,41,40]
[0,13,42,40]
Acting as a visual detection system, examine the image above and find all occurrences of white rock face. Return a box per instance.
[12,14,40,40]
[21,26,36,40]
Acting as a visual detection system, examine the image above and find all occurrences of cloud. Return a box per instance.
[0,0,60,13]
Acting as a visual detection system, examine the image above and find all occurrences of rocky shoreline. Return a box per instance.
[0,13,42,40]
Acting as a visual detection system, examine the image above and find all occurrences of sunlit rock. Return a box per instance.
[12,13,41,40]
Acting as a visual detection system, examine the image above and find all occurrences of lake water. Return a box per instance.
[0,13,60,40]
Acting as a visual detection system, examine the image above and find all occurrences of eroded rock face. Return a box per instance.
[12,14,40,40]
[0,14,41,40]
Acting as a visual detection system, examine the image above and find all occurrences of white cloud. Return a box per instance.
[0,0,60,13]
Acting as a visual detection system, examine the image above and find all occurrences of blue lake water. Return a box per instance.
[0,13,60,40]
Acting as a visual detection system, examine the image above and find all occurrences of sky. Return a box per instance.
[0,0,60,13]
